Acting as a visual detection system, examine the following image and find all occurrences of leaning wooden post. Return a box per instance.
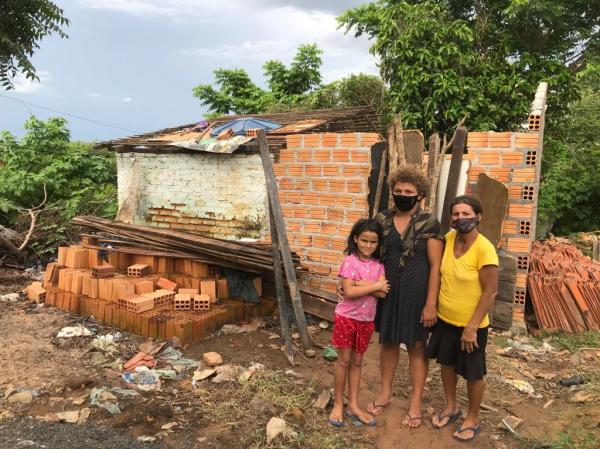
[440,126,467,232]
[268,208,294,363]
[372,145,388,218]
[256,129,312,348]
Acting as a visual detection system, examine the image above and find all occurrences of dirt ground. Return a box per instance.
[1,269,599,449]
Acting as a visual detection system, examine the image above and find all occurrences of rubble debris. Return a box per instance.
[266,417,298,444]
[7,390,34,404]
[0,293,20,302]
[239,362,266,382]
[571,391,594,403]
[65,375,94,390]
[202,352,223,366]
[161,422,178,431]
[502,379,539,397]
[312,389,331,410]
[305,349,316,358]
[319,321,329,330]
[192,368,217,385]
[90,334,120,353]
[283,407,305,426]
[221,318,266,335]
[124,352,157,370]
[559,375,585,386]
[55,410,81,424]
[501,415,523,434]
[57,325,93,338]
[139,340,166,355]
[89,387,139,415]
[122,366,161,391]
[212,365,243,383]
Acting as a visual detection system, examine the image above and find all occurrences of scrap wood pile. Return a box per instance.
[528,239,600,332]
[34,246,272,344]
[71,216,302,275]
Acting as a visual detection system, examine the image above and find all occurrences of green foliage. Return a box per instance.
[0,0,69,89]
[193,44,325,115]
[0,116,117,255]
[337,0,599,135]
[538,61,600,235]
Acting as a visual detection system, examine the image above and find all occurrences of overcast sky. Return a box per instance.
[1,0,377,142]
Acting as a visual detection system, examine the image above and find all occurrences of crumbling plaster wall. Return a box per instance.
[116,152,268,239]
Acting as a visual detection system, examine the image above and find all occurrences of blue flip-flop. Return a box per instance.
[344,411,377,427]
[432,410,462,429]
[453,424,481,442]
[328,417,346,427]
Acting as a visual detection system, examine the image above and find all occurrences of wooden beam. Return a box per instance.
[440,126,467,233]
[256,129,312,348]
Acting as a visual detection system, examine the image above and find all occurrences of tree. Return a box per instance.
[0,0,69,89]
[338,0,599,135]
[0,116,117,255]
[193,44,323,115]
[538,61,600,235]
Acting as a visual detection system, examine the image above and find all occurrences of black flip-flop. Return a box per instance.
[453,424,481,442]
[368,400,390,416]
[431,410,462,429]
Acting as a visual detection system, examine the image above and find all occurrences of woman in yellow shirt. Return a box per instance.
[426,195,499,442]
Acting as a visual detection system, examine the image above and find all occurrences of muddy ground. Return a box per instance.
[1,269,599,449]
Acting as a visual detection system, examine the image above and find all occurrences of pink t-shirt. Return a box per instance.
[335,254,385,322]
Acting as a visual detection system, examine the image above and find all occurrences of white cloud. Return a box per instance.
[12,70,52,94]
[182,40,296,60]
[85,92,102,97]
[80,0,181,18]
[122,97,133,102]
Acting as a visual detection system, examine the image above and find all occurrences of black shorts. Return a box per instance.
[426,319,488,381]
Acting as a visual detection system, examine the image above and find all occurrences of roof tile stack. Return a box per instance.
[528,239,600,332]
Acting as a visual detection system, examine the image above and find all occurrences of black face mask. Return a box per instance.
[451,217,479,234]
[393,194,419,211]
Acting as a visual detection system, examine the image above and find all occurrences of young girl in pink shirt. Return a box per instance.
[329,219,389,427]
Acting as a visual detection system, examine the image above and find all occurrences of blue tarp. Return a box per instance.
[210,118,282,137]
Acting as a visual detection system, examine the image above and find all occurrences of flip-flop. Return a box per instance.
[453,424,481,442]
[367,400,390,416]
[344,411,377,427]
[328,417,346,427]
[431,410,462,429]
[404,414,423,428]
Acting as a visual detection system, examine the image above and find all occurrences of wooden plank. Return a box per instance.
[268,208,294,361]
[476,173,509,248]
[440,126,467,233]
[257,129,312,348]
[372,144,388,218]
[403,130,424,166]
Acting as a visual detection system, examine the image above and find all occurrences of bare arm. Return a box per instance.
[421,238,444,327]
[341,277,389,299]
[461,265,499,352]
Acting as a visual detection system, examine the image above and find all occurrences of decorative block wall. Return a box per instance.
[273,132,382,293]
[465,131,542,327]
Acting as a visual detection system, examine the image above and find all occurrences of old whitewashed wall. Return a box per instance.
[116,152,268,239]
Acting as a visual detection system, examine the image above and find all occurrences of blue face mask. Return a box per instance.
[451,217,479,234]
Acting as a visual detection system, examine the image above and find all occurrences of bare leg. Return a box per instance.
[346,351,374,423]
[431,364,459,428]
[368,343,399,414]
[329,348,351,423]
[403,341,427,428]
[453,380,484,440]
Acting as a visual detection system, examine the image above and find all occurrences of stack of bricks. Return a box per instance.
[273,132,381,292]
[464,131,542,327]
[33,243,273,344]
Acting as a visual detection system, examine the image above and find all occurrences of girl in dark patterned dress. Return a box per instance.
[367,165,444,428]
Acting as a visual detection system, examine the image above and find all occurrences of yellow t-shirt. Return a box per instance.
[438,231,499,328]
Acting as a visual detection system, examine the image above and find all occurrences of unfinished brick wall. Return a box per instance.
[273,132,382,292]
[465,131,542,328]
[116,152,268,239]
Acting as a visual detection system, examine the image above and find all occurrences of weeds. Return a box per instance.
[533,331,600,353]
[522,430,599,449]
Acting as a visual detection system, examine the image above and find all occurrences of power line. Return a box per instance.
[0,93,144,134]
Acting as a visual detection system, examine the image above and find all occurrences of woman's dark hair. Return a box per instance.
[450,195,483,215]
[344,218,384,259]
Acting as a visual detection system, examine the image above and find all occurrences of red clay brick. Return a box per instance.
[502,220,518,235]
[314,149,331,162]
[287,164,303,176]
[514,133,539,149]
[326,208,344,221]
[312,236,331,249]
[478,150,500,165]
[312,179,327,191]
[488,132,512,148]
[508,203,534,217]
[489,167,511,182]
[513,167,536,182]
[317,194,337,206]
[297,149,313,162]
[303,134,321,147]
[296,235,312,247]
[350,150,370,163]
[342,166,370,176]
[332,149,350,162]
[331,238,346,252]
[273,164,286,177]
[340,133,358,146]
[293,207,310,218]
[508,185,522,199]
[322,165,340,177]
[506,237,531,253]
[302,193,319,205]
[328,180,345,192]
[338,224,353,236]
[467,132,489,148]
[346,209,366,222]
[322,133,339,147]
[279,149,296,163]
[346,180,363,193]
[306,250,322,262]
[308,208,327,220]
[286,135,302,148]
[335,195,354,208]
[304,222,321,234]
[286,192,302,204]
[361,133,381,146]
[305,164,322,176]
[502,151,524,165]
[321,250,343,265]
[278,178,294,190]
[321,223,338,235]
[286,220,301,232]
[294,179,309,190]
